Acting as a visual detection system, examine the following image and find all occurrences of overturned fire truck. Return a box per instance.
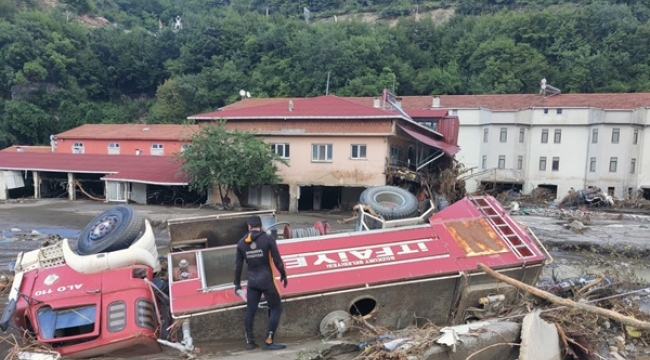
[1,186,551,358]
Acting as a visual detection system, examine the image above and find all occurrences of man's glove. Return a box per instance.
[234,285,242,296]
[280,274,288,288]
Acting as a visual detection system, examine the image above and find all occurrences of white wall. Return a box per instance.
[456,106,650,199]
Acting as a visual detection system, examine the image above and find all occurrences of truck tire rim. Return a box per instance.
[89,215,120,241]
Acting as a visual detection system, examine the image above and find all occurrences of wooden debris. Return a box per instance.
[478,263,650,331]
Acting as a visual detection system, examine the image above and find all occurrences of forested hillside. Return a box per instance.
[1,0,649,148]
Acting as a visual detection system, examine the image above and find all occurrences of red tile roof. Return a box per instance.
[346,93,650,111]
[217,93,650,112]
[55,124,200,140]
[189,95,402,119]
[1,145,52,153]
[405,109,449,118]
[0,153,187,185]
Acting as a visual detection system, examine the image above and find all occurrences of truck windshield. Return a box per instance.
[37,305,96,339]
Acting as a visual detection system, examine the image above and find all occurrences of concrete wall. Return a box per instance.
[457,106,650,199]
[268,135,388,188]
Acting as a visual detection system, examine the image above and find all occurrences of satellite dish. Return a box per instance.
[246,91,251,98]
[239,89,246,97]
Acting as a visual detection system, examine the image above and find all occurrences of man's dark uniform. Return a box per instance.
[234,216,288,350]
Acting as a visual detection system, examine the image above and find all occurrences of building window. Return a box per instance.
[181,144,190,152]
[481,155,487,169]
[557,108,563,115]
[151,143,164,156]
[539,157,547,171]
[270,143,290,159]
[312,144,333,162]
[389,146,402,165]
[608,187,615,197]
[483,128,489,143]
[517,156,523,170]
[554,129,561,144]
[592,129,598,144]
[519,128,525,143]
[633,129,638,145]
[590,157,596,172]
[108,142,120,155]
[631,158,636,174]
[552,157,560,171]
[541,129,548,143]
[499,128,507,143]
[611,128,620,144]
[609,157,618,172]
[72,142,84,154]
[543,109,549,115]
[498,155,506,169]
[351,144,367,159]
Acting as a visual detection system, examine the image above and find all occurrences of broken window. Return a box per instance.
[609,157,618,172]
[552,157,560,171]
[483,128,489,143]
[312,144,333,162]
[554,129,561,144]
[590,157,596,172]
[541,129,548,144]
[519,128,525,143]
[389,146,401,165]
[592,129,598,144]
[633,129,639,144]
[499,128,507,143]
[608,187,615,197]
[37,305,97,339]
[631,158,636,174]
[611,128,620,144]
[539,157,547,171]
[517,156,523,170]
[498,155,506,169]
[482,155,487,169]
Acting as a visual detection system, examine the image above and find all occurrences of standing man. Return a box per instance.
[234,215,288,350]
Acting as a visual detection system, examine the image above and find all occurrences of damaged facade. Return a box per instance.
[348,93,649,201]
[188,94,459,212]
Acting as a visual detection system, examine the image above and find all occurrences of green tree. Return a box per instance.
[178,122,287,206]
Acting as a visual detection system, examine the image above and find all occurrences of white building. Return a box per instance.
[351,92,650,200]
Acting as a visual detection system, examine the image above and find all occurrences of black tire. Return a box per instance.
[76,206,145,255]
[359,186,419,220]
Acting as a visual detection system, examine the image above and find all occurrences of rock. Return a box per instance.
[520,311,561,360]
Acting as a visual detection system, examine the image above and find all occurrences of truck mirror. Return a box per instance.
[0,298,16,332]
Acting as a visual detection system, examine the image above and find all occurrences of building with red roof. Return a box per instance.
[189,94,458,212]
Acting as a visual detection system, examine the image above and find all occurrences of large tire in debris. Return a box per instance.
[359,186,419,220]
[76,206,145,255]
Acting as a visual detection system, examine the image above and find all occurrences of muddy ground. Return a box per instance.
[3,199,650,359]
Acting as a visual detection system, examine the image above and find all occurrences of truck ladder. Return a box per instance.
[469,196,535,259]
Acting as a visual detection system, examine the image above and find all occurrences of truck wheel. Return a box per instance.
[359,186,419,220]
[76,206,145,255]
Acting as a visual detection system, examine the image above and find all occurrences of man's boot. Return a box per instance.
[245,330,257,350]
[262,331,286,351]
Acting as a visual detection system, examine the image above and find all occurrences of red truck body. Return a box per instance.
[2,195,549,358]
